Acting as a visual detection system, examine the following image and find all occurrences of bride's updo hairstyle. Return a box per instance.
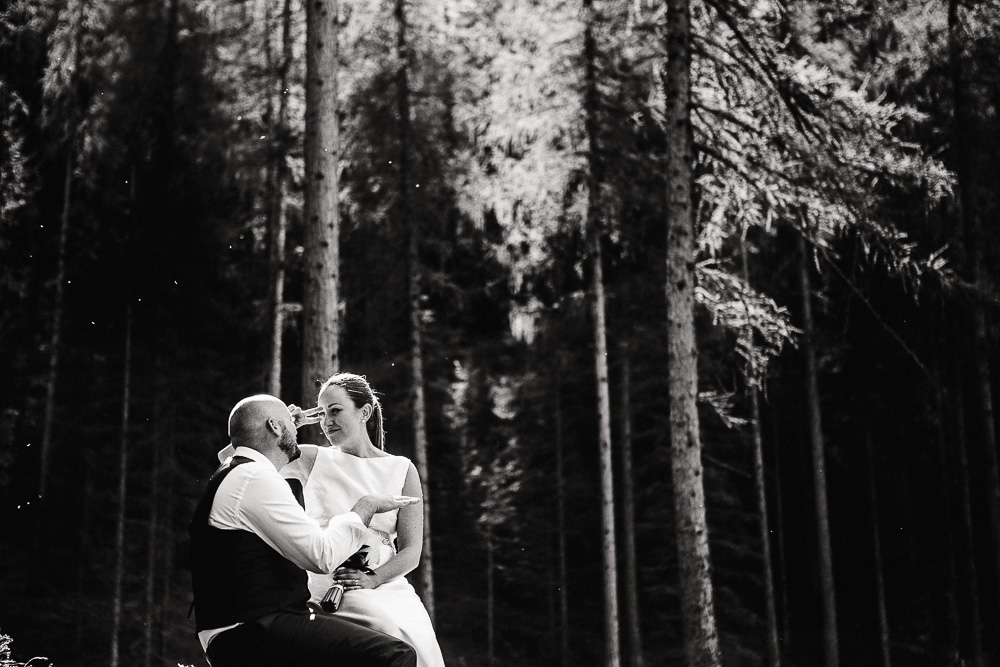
[319,372,386,450]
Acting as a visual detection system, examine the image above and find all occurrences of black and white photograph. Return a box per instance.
[2,0,1000,664]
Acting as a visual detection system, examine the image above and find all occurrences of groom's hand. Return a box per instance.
[351,495,420,526]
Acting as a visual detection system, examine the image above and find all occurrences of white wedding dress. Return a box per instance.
[283,445,445,667]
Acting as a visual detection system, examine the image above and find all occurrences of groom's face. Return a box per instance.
[276,411,301,463]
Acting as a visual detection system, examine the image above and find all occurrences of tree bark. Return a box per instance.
[618,342,644,667]
[664,0,721,665]
[581,2,620,663]
[110,304,133,667]
[751,369,780,666]
[797,232,839,667]
[864,428,890,667]
[39,150,72,500]
[302,0,341,403]
[395,0,435,619]
[742,239,780,667]
[949,0,1000,628]
[591,218,619,667]
[269,185,290,395]
[409,222,434,619]
[268,0,294,395]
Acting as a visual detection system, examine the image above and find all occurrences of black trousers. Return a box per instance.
[206,611,417,667]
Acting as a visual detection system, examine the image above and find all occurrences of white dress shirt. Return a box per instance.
[197,446,375,652]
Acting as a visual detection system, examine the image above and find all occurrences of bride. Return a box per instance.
[283,373,445,667]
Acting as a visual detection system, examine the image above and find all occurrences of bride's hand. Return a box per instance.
[288,404,323,429]
[334,566,379,591]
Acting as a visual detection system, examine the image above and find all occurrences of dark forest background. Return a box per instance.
[2,0,1000,665]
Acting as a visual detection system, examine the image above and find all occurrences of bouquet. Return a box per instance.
[320,547,376,612]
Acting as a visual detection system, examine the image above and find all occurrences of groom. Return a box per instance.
[189,394,418,667]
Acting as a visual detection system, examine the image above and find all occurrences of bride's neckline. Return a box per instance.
[330,446,393,460]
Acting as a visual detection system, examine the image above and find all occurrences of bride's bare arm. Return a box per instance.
[335,461,423,590]
[371,462,423,585]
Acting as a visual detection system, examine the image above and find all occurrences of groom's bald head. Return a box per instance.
[228,394,290,449]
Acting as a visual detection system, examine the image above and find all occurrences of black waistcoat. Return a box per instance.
[189,456,310,632]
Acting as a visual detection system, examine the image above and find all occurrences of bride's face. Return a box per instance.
[318,384,369,446]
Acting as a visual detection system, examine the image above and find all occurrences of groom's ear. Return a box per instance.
[266,417,281,435]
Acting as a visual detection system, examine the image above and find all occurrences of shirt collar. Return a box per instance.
[216,444,274,469]
[217,444,236,463]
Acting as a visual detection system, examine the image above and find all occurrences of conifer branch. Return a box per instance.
[800,228,936,387]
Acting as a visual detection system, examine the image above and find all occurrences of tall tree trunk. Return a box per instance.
[865,428,890,667]
[750,364,780,666]
[409,220,434,619]
[953,382,985,667]
[39,150,72,500]
[159,433,175,659]
[742,239,780,667]
[548,520,556,654]
[933,374,961,658]
[618,342,644,667]
[395,0,435,619]
[263,0,277,307]
[554,361,570,665]
[143,409,160,667]
[797,232,839,667]
[110,305,133,667]
[949,0,1000,628]
[143,355,165,667]
[268,0,294,395]
[302,0,341,402]
[581,2,620,663]
[590,219,619,667]
[770,399,791,643]
[269,185,290,395]
[74,444,93,652]
[39,0,86,501]
[664,0,721,664]
[487,527,495,667]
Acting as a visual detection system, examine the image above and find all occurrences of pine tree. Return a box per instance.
[948,0,1000,629]
[618,341,644,667]
[392,0,436,617]
[796,233,839,667]
[37,0,89,501]
[109,303,133,667]
[664,0,721,663]
[581,0,620,662]
[302,0,341,401]
[267,0,294,395]
[741,238,780,667]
